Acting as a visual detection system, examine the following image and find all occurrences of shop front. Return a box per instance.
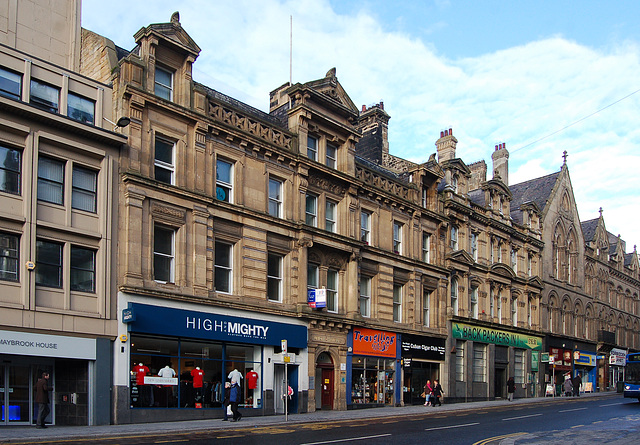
[574,350,597,393]
[346,327,400,409]
[113,297,308,424]
[547,347,572,395]
[609,348,627,392]
[0,329,111,427]
[400,334,446,405]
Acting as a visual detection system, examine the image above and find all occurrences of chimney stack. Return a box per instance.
[436,127,457,162]
[491,142,509,185]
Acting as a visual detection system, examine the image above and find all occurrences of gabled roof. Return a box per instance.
[581,218,598,243]
[133,12,201,58]
[509,170,560,216]
[295,68,359,116]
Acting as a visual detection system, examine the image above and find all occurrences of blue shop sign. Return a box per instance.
[126,303,307,349]
[574,350,596,367]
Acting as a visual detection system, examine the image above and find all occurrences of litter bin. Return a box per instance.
[617,381,624,393]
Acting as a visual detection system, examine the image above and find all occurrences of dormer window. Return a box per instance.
[307,135,318,161]
[30,79,59,113]
[326,143,337,168]
[155,66,173,101]
[451,175,458,193]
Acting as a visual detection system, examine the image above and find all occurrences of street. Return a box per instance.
[7,394,639,445]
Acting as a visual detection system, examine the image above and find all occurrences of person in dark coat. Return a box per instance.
[229,381,242,421]
[507,377,516,401]
[222,382,231,421]
[35,372,53,428]
[431,379,444,406]
[572,374,582,397]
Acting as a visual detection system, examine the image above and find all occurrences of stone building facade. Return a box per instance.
[0,0,125,427]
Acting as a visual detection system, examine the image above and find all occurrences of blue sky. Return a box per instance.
[82,0,640,249]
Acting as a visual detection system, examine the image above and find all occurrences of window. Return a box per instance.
[451,175,458,193]
[359,276,371,317]
[451,277,459,315]
[527,254,533,276]
[450,225,458,250]
[154,225,175,283]
[70,246,96,292]
[470,286,478,319]
[268,178,282,217]
[393,283,402,322]
[455,341,465,381]
[489,287,495,318]
[155,66,173,100]
[72,166,97,213]
[422,233,431,263]
[307,135,318,161]
[0,68,21,100]
[470,233,478,261]
[472,343,487,382]
[421,188,427,208]
[307,263,318,297]
[327,269,338,313]
[511,248,518,271]
[305,194,317,226]
[527,298,532,327]
[360,211,371,244]
[0,145,21,195]
[267,253,282,302]
[35,240,62,288]
[490,239,495,263]
[325,143,337,168]
[511,297,518,326]
[30,79,59,113]
[216,159,233,203]
[325,200,336,232]
[154,138,175,185]
[393,222,402,254]
[497,289,502,321]
[67,93,95,124]
[0,232,19,281]
[423,290,431,327]
[497,241,503,263]
[214,241,232,293]
[37,156,64,205]
[514,350,525,384]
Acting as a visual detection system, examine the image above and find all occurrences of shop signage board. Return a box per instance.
[531,351,539,371]
[307,288,327,308]
[126,303,307,348]
[610,348,627,366]
[451,322,542,350]
[352,327,397,358]
[574,351,596,366]
[400,334,446,360]
[0,329,96,360]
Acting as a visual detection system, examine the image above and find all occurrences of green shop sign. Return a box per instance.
[452,322,542,350]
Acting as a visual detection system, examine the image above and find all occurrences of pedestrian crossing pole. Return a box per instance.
[282,339,288,421]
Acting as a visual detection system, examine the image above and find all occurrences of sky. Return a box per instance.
[82,0,640,251]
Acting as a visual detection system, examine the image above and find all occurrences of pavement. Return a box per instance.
[0,391,630,444]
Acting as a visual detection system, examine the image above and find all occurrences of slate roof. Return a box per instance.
[581,218,598,243]
[469,189,485,206]
[509,171,560,215]
[624,253,634,267]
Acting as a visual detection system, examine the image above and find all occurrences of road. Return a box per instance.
[7,394,639,445]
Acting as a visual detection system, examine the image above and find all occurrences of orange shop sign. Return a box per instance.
[352,328,397,358]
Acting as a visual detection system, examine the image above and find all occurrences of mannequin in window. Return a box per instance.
[246,369,259,390]
[191,366,205,405]
[228,368,243,385]
[158,364,177,406]
[132,363,151,406]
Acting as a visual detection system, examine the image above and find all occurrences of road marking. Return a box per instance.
[155,441,188,444]
[473,432,526,445]
[600,402,624,407]
[426,422,479,431]
[571,424,585,428]
[559,407,588,413]
[503,413,542,421]
[300,433,392,445]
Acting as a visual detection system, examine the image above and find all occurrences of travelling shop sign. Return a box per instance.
[452,322,542,350]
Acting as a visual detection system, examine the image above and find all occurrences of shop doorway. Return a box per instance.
[315,352,334,410]
[495,367,506,399]
[274,364,298,414]
[1,363,51,426]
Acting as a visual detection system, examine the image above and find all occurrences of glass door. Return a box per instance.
[1,364,32,424]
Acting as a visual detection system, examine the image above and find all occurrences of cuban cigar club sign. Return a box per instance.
[124,303,307,348]
[452,322,542,350]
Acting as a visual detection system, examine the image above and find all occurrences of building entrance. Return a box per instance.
[0,361,51,426]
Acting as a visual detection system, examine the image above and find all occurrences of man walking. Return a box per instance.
[35,371,53,428]
[572,373,582,397]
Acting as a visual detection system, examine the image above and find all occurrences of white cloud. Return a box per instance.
[82,0,640,248]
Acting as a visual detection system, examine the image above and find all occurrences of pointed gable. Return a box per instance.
[133,11,201,59]
[301,67,359,114]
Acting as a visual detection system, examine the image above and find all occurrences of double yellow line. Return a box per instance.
[473,432,527,445]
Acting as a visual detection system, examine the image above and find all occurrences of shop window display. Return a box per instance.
[351,357,395,405]
[130,335,261,409]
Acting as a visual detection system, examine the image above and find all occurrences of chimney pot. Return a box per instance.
[362,105,366,112]
[503,142,506,149]
[380,101,384,110]
[440,131,444,138]
[495,145,499,151]
[449,127,453,135]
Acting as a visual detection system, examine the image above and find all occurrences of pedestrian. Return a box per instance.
[35,371,53,428]
[563,375,573,397]
[229,381,242,421]
[432,379,444,406]
[222,382,231,421]
[572,374,582,397]
[507,377,515,402]
[423,379,433,406]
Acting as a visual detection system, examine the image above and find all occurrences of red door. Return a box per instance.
[321,368,334,410]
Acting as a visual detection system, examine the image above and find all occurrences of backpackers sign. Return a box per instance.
[452,322,542,350]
